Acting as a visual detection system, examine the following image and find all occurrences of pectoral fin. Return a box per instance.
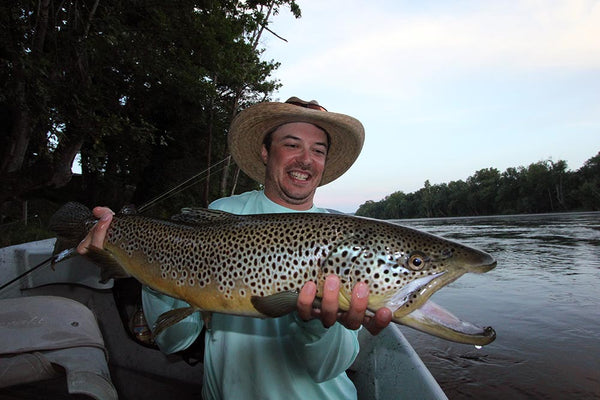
[251,291,300,317]
[153,307,198,338]
[251,291,325,317]
[86,245,131,283]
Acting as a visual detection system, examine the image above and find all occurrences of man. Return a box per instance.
[78,97,392,399]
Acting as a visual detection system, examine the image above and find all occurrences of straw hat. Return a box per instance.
[228,97,365,186]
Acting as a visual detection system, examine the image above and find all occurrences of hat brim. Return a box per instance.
[228,102,365,186]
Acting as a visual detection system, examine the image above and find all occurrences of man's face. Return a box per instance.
[261,122,328,210]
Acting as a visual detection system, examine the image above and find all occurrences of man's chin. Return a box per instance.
[281,189,317,206]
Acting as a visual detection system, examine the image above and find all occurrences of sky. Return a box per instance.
[259,0,600,213]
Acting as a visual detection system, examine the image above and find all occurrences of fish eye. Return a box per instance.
[407,253,427,271]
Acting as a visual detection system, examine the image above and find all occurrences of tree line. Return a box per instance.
[1,0,301,226]
[355,152,600,219]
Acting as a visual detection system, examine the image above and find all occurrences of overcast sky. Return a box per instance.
[260,0,600,213]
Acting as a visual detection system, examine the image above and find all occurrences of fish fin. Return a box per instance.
[170,208,243,224]
[153,307,198,338]
[118,204,138,215]
[49,202,95,252]
[251,291,300,317]
[86,245,131,283]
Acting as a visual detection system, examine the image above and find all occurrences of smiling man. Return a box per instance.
[78,97,392,400]
[261,122,328,209]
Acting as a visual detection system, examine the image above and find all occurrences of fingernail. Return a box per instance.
[304,282,316,296]
[356,283,369,299]
[101,213,112,221]
[325,276,339,291]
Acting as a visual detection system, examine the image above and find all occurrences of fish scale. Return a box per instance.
[49,202,497,346]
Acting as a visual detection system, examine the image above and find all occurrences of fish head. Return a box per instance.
[382,232,496,320]
[323,218,496,344]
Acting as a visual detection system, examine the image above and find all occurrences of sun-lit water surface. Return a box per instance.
[391,212,600,399]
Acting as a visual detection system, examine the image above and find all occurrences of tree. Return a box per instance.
[0,0,301,219]
[356,152,600,218]
[466,168,500,215]
[576,152,600,210]
[446,180,469,216]
[496,167,523,214]
[356,199,386,219]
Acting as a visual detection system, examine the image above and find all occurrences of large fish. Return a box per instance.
[49,202,497,345]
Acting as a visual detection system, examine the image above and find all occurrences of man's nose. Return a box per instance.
[295,148,312,166]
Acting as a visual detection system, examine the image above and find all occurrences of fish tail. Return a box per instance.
[49,202,95,252]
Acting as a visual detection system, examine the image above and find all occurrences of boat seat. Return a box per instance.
[0,295,117,399]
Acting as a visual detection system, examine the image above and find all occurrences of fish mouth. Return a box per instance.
[389,249,497,345]
[397,300,496,346]
[384,272,447,313]
[467,251,497,273]
[387,257,495,321]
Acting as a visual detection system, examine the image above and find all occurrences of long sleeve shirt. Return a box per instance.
[141,190,359,400]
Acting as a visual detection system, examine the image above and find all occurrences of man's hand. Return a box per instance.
[297,275,393,336]
[76,207,114,255]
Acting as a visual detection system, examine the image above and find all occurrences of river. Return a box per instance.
[391,212,600,399]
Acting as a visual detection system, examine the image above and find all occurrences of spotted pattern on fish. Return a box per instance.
[103,212,465,314]
[50,202,497,345]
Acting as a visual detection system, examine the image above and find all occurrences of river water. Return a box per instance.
[391,212,600,399]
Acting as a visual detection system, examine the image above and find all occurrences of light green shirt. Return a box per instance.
[142,190,359,400]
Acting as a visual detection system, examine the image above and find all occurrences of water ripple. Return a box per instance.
[392,211,600,400]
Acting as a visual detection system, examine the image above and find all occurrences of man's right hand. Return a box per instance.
[297,275,392,336]
[76,207,114,255]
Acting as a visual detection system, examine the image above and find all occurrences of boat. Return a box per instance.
[0,238,448,399]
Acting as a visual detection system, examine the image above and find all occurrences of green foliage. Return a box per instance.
[356,152,600,219]
[0,198,57,247]
[575,153,600,210]
[0,222,54,248]
[1,0,298,223]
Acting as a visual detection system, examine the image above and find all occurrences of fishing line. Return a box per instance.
[141,162,231,212]
[137,156,231,213]
[0,256,53,293]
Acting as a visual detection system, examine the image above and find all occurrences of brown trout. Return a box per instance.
[49,202,497,345]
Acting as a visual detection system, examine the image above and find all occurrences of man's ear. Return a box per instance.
[261,144,268,165]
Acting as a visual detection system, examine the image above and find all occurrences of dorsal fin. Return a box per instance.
[170,207,243,224]
[119,204,138,215]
